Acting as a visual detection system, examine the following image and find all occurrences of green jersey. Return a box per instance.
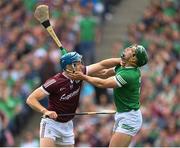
[114,65,141,112]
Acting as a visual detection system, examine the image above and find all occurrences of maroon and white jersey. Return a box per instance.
[41,68,86,122]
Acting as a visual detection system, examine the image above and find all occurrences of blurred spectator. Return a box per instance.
[77,2,101,65]
[0,111,14,146]
[20,131,39,147]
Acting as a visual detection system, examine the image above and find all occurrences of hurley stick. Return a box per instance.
[34,5,67,55]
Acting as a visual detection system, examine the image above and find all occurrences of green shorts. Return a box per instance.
[113,109,142,136]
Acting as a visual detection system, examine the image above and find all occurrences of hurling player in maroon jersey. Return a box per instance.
[26,52,121,147]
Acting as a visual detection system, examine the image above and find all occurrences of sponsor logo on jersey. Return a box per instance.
[121,124,135,131]
[60,87,80,101]
[60,87,66,91]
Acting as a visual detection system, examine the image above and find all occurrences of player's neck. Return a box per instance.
[125,62,137,68]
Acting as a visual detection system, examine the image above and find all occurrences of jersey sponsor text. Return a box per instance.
[60,87,80,101]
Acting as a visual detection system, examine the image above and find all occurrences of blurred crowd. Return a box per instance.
[0,0,179,147]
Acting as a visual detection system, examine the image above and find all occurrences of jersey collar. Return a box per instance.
[125,66,135,68]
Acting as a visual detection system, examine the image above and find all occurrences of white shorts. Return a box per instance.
[40,118,74,145]
[113,109,143,136]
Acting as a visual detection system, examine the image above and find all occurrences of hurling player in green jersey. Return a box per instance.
[68,44,148,147]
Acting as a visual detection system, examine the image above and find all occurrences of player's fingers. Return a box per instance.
[72,74,81,79]
[49,113,57,119]
[76,71,83,75]
[69,73,78,79]
[67,73,74,79]
[66,69,74,74]
[74,72,84,78]
[51,112,57,118]
[120,59,126,66]
[68,72,84,80]
[67,71,75,76]
[54,112,58,118]
[71,72,79,76]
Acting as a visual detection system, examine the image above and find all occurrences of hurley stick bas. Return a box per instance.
[34,5,67,55]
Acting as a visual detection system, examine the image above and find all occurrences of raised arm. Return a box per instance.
[87,58,121,76]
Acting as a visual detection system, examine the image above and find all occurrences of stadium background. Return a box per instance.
[0,0,179,147]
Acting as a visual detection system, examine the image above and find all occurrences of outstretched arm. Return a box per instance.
[93,68,115,79]
[87,58,121,76]
[68,71,119,88]
[84,75,118,88]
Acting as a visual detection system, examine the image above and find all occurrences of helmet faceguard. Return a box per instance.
[60,52,82,71]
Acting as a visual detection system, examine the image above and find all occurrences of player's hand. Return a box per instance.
[44,110,58,119]
[68,71,85,80]
[120,58,125,66]
[65,69,74,74]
